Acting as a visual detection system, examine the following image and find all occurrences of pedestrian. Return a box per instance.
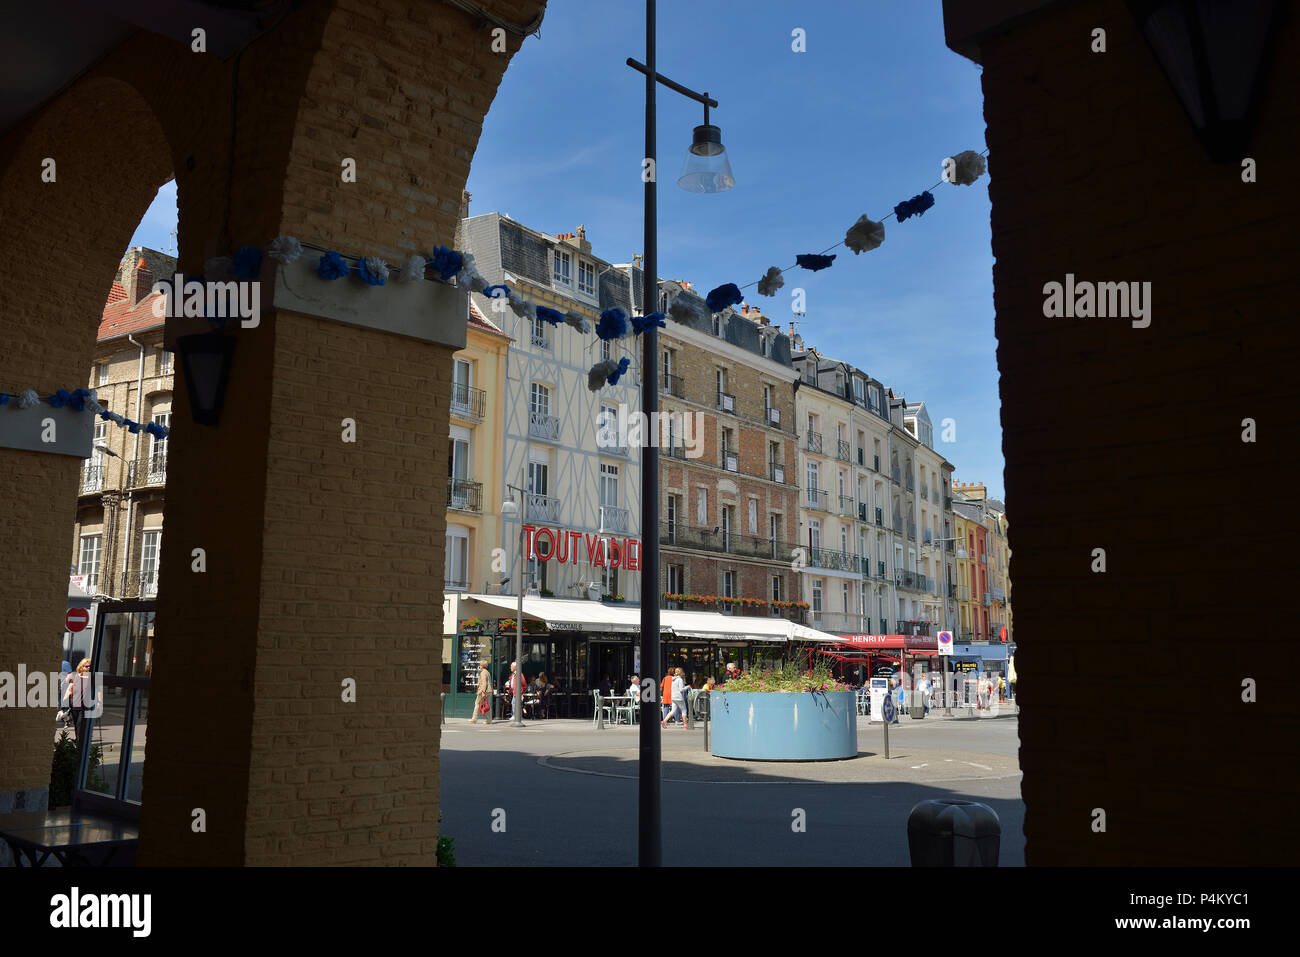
[470,660,492,724]
[920,674,931,716]
[63,658,94,742]
[661,670,674,723]
[998,675,1007,702]
[506,660,527,717]
[662,667,688,730]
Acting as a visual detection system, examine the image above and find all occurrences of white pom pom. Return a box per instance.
[757,266,785,297]
[267,236,303,264]
[398,254,427,282]
[565,312,591,334]
[587,359,619,391]
[205,256,234,281]
[16,389,40,409]
[949,150,986,186]
[844,215,885,254]
[362,257,390,282]
[668,292,707,325]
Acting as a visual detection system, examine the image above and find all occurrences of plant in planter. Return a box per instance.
[460,617,485,632]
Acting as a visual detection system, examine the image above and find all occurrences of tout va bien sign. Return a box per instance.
[522,524,642,570]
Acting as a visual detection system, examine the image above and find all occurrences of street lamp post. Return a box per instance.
[626,0,732,868]
[500,493,525,727]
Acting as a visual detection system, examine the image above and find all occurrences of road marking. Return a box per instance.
[911,763,928,769]
[966,761,992,770]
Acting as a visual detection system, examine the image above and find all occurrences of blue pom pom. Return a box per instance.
[48,389,71,408]
[126,420,141,434]
[631,312,667,335]
[145,422,166,439]
[483,284,510,300]
[607,356,632,386]
[795,254,836,272]
[429,245,464,281]
[69,388,90,412]
[536,306,564,326]
[705,283,743,314]
[232,244,263,279]
[358,258,388,286]
[317,251,350,280]
[894,190,935,222]
[596,308,629,341]
[0,393,9,405]
[97,409,112,420]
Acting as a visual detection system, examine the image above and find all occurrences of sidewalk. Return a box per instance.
[877,700,1020,722]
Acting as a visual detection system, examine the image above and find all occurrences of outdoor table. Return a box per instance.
[0,809,138,867]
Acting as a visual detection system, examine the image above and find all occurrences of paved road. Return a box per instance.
[439,715,1023,866]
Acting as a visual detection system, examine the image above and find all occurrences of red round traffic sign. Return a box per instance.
[65,608,89,633]
[1000,625,1008,642]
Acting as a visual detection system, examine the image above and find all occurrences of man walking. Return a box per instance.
[507,661,527,720]
[470,660,492,724]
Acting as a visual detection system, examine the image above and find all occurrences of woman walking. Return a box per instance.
[63,658,94,742]
[662,667,688,729]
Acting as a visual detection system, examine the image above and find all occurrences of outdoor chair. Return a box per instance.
[616,694,637,725]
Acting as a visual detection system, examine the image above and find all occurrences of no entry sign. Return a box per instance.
[65,608,89,633]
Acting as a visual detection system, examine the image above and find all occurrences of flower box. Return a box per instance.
[710,691,858,761]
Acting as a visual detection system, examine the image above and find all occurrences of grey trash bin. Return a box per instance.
[907,799,1000,866]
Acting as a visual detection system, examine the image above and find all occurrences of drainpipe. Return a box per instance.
[119,334,147,595]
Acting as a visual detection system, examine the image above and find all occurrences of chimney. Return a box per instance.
[124,255,153,306]
[460,190,471,219]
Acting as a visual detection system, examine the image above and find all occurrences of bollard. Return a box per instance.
[596,695,606,730]
[907,800,1001,867]
[441,692,446,726]
[685,692,694,730]
[699,691,710,751]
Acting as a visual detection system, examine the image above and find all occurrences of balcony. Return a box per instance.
[660,522,793,562]
[528,410,561,442]
[805,547,859,573]
[448,478,483,512]
[531,328,550,350]
[991,586,1006,602]
[661,372,684,398]
[818,611,864,634]
[717,391,736,414]
[769,462,786,483]
[858,503,868,523]
[139,570,159,598]
[897,619,932,637]
[875,507,883,527]
[838,494,854,517]
[599,505,631,534]
[80,463,104,494]
[127,455,167,488]
[836,439,851,462]
[765,406,781,427]
[895,569,931,592]
[806,488,831,512]
[805,431,823,454]
[904,473,914,491]
[525,492,561,523]
[450,381,486,420]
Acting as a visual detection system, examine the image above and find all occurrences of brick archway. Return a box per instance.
[0,0,546,865]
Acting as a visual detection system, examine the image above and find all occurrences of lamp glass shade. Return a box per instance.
[177,332,236,427]
[500,500,519,518]
[678,124,735,193]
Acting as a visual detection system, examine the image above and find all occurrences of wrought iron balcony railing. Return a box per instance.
[895,569,931,592]
[599,505,631,534]
[836,439,851,462]
[661,372,684,398]
[127,455,167,488]
[838,494,854,517]
[81,463,104,493]
[805,547,860,574]
[450,381,486,419]
[448,478,483,512]
[139,571,159,599]
[525,492,561,523]
[806,488,831,512]
[805,431,823,454]
[528,410,561,441]
[661,522,794,562]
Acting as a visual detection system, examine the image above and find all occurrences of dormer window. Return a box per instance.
[578,260,596,296]
[553,248,572,287]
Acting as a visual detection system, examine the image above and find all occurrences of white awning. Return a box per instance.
[452,594,844,644]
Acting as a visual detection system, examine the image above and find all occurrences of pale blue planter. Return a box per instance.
[710,691,858,761]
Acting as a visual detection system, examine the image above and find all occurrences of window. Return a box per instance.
[763,385,773,416]
[842,582,850,613]
[722,570,735,614]
[696,488,707,526]
[90,420,107,472]
[712,314,720,336]
[840,526,848,555]
[600,563,616,598]
[149,412,170,477]
[141,529,161,596]
[853,377,865,404]
[601,337,612,362]
[668,564,684,594]
[812,580,823,614]
[599,462,619,508]
[578,260,596,296]
[449,435,469,481]
[806,461,819,490]
[598,404,619,448]
[769,514,780,546]
[530,383,551,416]
[157,349,172,376]
[531,314,549,349]
[96,362,109,387]
[771,575,782,602]
[721,505,732,550]
[748,499,758,535]
[79,534,102,592]
[808,519,821,552]
[445,526,469,589]
[527,459,549,497]
[553,248,572,286]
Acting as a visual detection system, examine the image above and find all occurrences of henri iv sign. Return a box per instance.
[522,524,642,570]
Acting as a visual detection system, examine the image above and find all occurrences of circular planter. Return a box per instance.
[710,691,858,761]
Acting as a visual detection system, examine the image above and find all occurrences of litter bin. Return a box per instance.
[907,799,1000,866]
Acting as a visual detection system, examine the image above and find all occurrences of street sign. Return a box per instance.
[937,630,954,656]
[881,695,896,723]
[65,608,89,633]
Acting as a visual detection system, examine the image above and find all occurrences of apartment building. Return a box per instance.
[902,401,957,633]
[642,292,803,620]
[454,212,643,604]
[71,248,176,600]
[952,482,993,640]
[791,347,899,635]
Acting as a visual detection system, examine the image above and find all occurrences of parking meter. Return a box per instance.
[869,676,890,722]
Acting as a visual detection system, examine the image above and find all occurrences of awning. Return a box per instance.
[451,594,844,644]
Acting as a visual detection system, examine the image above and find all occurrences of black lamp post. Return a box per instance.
[627,0,733,869]
[1126,0,1284,162]
[176,332,236,426]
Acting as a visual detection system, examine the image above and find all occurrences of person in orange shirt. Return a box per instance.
[660,671,674,724]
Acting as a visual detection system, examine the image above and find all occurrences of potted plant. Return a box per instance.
[711,652,858,761]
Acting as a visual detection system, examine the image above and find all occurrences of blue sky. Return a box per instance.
[130,0,1003,499]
